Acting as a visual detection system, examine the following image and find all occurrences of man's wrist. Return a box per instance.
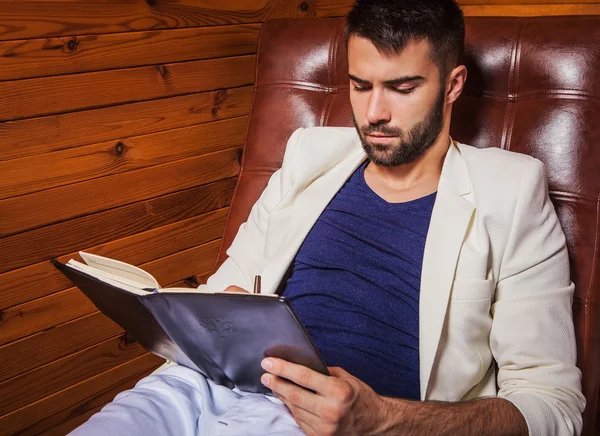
[365,396,528,436]
[367,394,407,435]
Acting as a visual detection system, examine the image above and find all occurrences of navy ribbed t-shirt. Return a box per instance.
[281,160,436,400]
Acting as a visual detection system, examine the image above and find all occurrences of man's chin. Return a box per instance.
[362,141,402,167]
[364,150,399,167]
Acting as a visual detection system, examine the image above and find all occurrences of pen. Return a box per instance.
[253,275,261,294]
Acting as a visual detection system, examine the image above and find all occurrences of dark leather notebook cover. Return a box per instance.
[140,292,328,393]
[52,260,209,376]
[53,260,327,393]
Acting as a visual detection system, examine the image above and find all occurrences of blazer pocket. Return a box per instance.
[441,278,495,388]
[450,278,494,301]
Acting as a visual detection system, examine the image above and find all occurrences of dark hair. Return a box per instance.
[346,0,465,78]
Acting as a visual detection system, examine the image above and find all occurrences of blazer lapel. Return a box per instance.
[419,142,474,400]
[259,147,367,294]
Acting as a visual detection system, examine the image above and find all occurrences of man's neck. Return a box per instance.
[363,134,451,203]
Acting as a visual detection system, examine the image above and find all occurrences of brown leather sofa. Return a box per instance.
[211,16,600,435]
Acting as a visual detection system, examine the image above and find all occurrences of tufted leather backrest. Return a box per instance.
[212,16,600,435]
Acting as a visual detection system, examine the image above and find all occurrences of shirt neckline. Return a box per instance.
[357,160,437,207]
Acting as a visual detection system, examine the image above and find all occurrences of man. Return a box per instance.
[72,0,584,435]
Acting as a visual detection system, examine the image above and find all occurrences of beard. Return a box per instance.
[353,86,446,167]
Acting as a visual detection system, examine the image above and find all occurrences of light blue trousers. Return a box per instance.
[69,365,305,436]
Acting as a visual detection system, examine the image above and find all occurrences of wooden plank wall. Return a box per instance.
[0,0,597,435]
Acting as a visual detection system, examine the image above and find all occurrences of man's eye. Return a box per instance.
[352,85,370,92]
[395,87,415,95]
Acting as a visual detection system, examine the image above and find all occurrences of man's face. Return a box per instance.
[348,36,447,167]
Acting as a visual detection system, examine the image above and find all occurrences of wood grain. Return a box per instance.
[0,55,255,121]
[310,0,600,16]
[313,0,352,16]
[76,208,228,271]
[142,238,222,288]
[0,353,163,436]
[461,3,600,15]
[0,86,252,161]
[0,288,98,347]
[0,262,69,310]
[0,312,122,383]
[0,116,247,199]
[460,0,599,3]
[0,0,351,41]
[0,147,241,238]
[0,178,235,290]
[308,0,600,17]
[0,24,260,81]
[0,239,221,345]
[0,334,146,416]
[39,405,103,436]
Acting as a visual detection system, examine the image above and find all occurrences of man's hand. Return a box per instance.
[260,357,385,436]
[261,358,529,436]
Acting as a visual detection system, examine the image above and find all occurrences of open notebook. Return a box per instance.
[64,251,224,295]
[53,252,328,393]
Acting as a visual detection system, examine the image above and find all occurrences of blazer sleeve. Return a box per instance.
[198,128,304,292]
[492,158,585,436]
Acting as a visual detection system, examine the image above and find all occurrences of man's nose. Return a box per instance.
[366,90,391,125]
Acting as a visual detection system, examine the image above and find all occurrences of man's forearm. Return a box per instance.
[375,396,528,436]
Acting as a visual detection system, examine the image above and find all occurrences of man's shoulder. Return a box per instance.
[283,126,363,173]
[292,127,360,151]
[457,142,538,172]
[456,142,548,224]
[457,142,542,192]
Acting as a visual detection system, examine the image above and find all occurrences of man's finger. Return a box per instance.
[276,394,322,436]
[223,285,249,293]
[261,358,329,393]
[262,373,323,414]
[327,366,350,378]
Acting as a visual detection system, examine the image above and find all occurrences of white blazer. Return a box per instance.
[202,127,585,435]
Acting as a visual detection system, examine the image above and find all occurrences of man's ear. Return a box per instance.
[445,65,467,105]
